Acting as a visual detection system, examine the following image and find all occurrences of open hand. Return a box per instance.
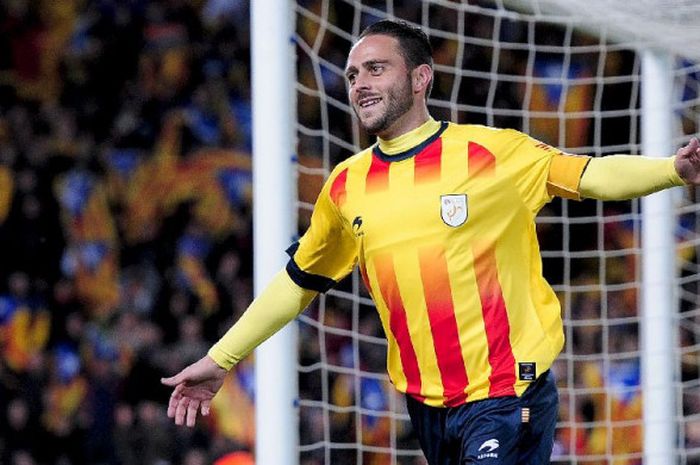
[675,137,700,184]
[161,355,227,427]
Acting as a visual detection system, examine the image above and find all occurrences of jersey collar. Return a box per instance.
[373,119,448,163]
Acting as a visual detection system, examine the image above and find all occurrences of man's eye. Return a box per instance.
[370,65,383,74]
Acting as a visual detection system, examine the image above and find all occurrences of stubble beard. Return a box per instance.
[357,75,414,136]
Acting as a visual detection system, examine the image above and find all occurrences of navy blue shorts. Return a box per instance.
[406,370,559,465]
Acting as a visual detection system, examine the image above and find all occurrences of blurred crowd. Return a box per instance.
[0,1,699,465]
[0,0,257,464]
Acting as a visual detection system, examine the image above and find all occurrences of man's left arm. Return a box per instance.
[577,138,700,200]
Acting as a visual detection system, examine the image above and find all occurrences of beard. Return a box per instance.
[356,74,414,135]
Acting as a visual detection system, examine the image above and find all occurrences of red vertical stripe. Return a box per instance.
[373,254,424,401]
[414,139,442,184]
[473,242,516,397]
[359,261,371,295]
[366,154,390,193]
[329,168,348,207]
[468,142,495,177]
[418,245,469,406]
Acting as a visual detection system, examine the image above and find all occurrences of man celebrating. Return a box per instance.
[163,20,700,464]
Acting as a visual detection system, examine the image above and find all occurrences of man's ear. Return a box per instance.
[413,64,433,95]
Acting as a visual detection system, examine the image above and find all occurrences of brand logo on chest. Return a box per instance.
[352,216,364,236]
[440,194,468,227]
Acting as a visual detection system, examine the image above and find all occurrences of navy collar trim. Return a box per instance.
[372,121,449,163]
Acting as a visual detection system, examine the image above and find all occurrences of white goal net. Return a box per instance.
[291,1,700,464]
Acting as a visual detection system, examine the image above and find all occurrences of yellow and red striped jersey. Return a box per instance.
[287,119,590,407]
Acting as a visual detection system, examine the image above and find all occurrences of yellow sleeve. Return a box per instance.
[286,166,358,292]
[547,153,591,200]
[579,155,685,200]
[208,270,317,370]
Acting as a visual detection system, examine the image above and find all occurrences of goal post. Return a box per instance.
[640,49,675,465]
[251,1,297,465]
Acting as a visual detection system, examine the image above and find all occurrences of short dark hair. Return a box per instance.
[358,20,434,97]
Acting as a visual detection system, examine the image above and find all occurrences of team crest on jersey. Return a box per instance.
[440,194,468,227]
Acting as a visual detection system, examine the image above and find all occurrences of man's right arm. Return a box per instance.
[208,269,318,370]
[162,164,356,427]
[161,269,317,427]
[209,161,357,368]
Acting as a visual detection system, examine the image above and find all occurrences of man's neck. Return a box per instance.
[377,117,441,155]
[375,105,431,141]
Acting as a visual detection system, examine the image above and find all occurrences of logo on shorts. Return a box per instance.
[477,438,499,459]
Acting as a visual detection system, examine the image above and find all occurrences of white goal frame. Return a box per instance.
[251,1,298,465]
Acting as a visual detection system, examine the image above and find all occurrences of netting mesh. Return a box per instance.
[502,0,700,61]
[292,1,700,464]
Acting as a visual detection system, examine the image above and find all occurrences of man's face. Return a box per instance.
[345,34,414,136]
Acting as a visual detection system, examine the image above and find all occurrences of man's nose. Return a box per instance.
[354,71,371,91]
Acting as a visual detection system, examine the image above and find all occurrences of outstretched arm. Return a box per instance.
[161,269,318,427]
[578,138,700,200]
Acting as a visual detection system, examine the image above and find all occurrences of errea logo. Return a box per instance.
[477,438,499,460]
[352,216,364,236]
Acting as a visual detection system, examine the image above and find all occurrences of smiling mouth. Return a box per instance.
[358,97,382,108]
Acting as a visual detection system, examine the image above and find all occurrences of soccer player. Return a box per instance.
[162,20,700,464]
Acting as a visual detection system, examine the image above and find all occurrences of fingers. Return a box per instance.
[680,138,700,157]
[167,384,183,419]
[174,396,202,428]
[691,138,700,159]
[201,399,211,417]
[685,138,700,167]
[161,372,185,387]
[167,384,206,427]
[187,399,200,427]
[174,394,190,426]
[162,356,224,427]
